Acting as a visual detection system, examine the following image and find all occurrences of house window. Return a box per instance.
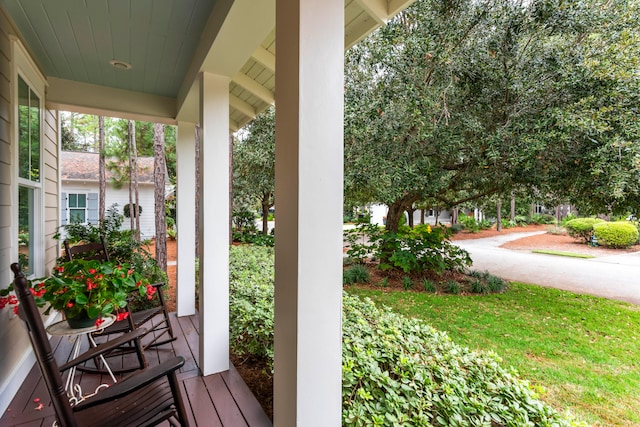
[68,193,88,223]
[17,75,42,275]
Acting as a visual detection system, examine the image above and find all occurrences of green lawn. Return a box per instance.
[347,284,640,426]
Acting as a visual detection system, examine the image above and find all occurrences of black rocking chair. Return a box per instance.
[10,263,190,427]
[63,238,176,361]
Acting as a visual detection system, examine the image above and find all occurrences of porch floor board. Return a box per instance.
[0,313,272,427]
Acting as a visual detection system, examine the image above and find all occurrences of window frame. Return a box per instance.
[67,192,89,224]
[12,39,46,278]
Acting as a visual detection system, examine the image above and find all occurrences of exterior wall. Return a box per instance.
[370,204,452,226]
[61,181,157,239]
[0,9,60,414]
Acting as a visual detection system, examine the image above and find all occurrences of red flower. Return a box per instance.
[66,302,74,308]
[13,305,19,315]
[95,318,105,328]
[89,268,97,274]
[146,284,157,300]
[116,311,129,321]
[54,266,64,273]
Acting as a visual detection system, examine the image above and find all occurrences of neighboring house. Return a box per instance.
[369,204,452,226]
[60,151,158,239]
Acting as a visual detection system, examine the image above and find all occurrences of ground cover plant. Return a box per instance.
[347,284,640,426]
[228,245,580,426]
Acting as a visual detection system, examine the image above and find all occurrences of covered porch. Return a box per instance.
[0,0,415,425]
[0,313,272,427]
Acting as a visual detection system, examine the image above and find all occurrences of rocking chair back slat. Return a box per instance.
[11,263,77,427]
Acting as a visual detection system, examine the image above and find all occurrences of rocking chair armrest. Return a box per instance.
[58,328,147,372]
[72,356,186,411]
[149,282,166,289]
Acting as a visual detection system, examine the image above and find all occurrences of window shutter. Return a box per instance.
[61,192,68,225]
[87,193,99,224]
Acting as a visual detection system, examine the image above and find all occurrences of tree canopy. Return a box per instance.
[345,0,640,230]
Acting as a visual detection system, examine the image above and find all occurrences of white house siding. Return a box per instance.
[0,11,60,414]
[61,181,157,240]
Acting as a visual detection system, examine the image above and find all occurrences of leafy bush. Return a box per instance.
[379,277,389,288]
[228,246,578,426]
[530,213,556,225]
[469,270,508,294]
[593,221,639,248]
[444,279,461,294]
[232,230,275,247]
[233,207,258,232]
[423,279,436,293]
[450,223,464,233]
[565,218,605,243]
[459,215,480,232]
[402,276,413,290]
[229,245,275,368]
[343,265,371,285]
[344,223,472,275]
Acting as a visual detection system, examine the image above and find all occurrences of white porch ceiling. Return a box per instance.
[1,0,415,129]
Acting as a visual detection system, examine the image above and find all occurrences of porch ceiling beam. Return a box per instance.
[229,94,257,119]
[230,118,239,131]
[251,47,276,72]
[354,0,388,24]
[46,77,177,124]
[232,72,275,105]
[389,0,418,16]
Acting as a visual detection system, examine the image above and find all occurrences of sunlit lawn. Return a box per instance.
[347,283,640,426]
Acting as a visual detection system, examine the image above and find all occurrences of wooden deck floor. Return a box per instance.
[0,313,272,427]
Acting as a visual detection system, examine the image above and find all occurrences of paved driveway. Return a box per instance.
[454,232,640,305]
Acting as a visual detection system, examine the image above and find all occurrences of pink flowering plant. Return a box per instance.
[1,259,155,325]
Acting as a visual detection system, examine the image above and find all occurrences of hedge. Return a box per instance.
[228,245,581,426]
[593,221,639,248]
[565,218,605,243]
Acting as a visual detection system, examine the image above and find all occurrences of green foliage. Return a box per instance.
[55,204,166,311]
[123,203,142,218]
[345,224,472,275]
[343,265,371,286]
[379,277,389,288]
[401,276,413,290]
[469,270,508,294]
[529,214,556,225]
[565,218,605,243]
[423,279,436,293]
[229,245,275,369]
[232,230,275,247]
[233,207,258,232]
[227,246,576,425]
[593,221,639,248]
[444,280,461,295]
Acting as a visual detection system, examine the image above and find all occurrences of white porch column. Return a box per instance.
[198,72,230,375]
[176,121,196,317]
[274,0,344,425]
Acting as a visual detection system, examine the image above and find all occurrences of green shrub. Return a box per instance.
[459,215,480,232]
[593,221,639,248]
[450,223,464,233]
[229,245,275,369]
[468,270,508,294]
[470,279,489,294]
[228,246,578,426]
[343,265,371,285]
[402,276,413,290]
[530,213,556,225]
[565,218,605,243]
[444,279,461,294]
[379,277,389,288]
[423,279,436,293]
[344,223,472,275]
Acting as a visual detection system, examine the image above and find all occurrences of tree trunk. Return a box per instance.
[496,199,502,232]
[452,206,458,225]
[420,208,425,225]
[262,196,270,235]
[510,193,515,221]
[435,209,440,224]
[154,123,167,272]
[195,125,201,258]
[386,195,419,232]
[406,207,415,228]
[128,121,134,234]
[132,123,141,241]
[98,116,106,223]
